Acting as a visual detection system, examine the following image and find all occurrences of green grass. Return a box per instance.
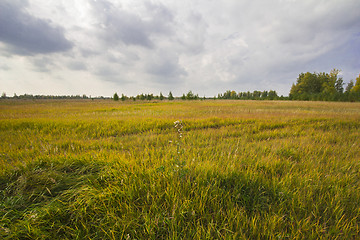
[1,99,360,239]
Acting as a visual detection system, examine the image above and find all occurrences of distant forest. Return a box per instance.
[2,69,360,102]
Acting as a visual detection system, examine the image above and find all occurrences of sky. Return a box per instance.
[1,0,359,97]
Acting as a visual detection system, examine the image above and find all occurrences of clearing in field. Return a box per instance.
[0,100,359,239]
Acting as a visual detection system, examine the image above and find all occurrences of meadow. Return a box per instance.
[0,99,359,239]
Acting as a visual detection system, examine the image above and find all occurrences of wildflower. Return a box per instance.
[174,120,183,138]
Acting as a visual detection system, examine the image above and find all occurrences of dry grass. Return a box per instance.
[1,99,359,239]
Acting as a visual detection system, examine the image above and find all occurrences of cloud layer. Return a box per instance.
[0,0,72,55]
[1,0,359,96]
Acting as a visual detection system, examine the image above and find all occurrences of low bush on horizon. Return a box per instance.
[1,100,359,239]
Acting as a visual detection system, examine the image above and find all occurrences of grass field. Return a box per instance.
[1,99,359,239]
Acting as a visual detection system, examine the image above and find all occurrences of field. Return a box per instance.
[0,99,359,239]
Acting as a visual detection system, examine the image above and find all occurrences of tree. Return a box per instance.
[146,94,153,101]
[186,91,194,100]
[159,92,164,100]
[335,77,344,93]
[168,91,174,100]
[290,70,341,100]
[230,91,237,99]
[321,71,337,97]
[261,91,268,99]
[268,90,278,100]
[345,80,354,93]
[351,74,360,93]
[223,90,231,99]
[298,72,322,94]
[113,92,119,101]
[138,94,146,100]
[253,91,261,99]
[121,94,126,101]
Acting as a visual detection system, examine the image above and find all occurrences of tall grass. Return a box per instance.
[1,99,359,239]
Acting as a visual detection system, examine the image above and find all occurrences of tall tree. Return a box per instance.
[186,91,194,100]
[268,90,278,100]
[113,92,119,101]
[351,74,360,93]
[230,91,237,99]
[345,80,354,93]
[261,91,268,99]
[335,77,344,93]
[168,91,174,100]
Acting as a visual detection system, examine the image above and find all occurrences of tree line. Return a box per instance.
[112,90,282,101]
[113,92,174,101]
[2,70,359,102]
[217,90,281,100]
[0,93,97,99]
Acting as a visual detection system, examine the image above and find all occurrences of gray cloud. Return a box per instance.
[80,48,100,58]
[176,11,208,55]
[146,54,187,80]
[94,66,116,77]
[0,0,73,55]
[90,0,174,48]
[31,57,56,72]
[92,63,130,84]
[67,61,87,71]
[0,64,10,71]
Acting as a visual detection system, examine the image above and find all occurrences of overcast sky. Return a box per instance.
[1,0,359,97]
